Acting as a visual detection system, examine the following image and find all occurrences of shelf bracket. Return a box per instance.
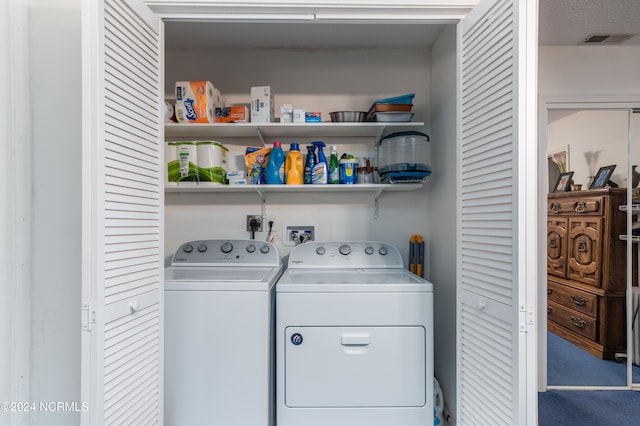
[255,188,266,201]
[373,188,383,219]
[253,126,266,146]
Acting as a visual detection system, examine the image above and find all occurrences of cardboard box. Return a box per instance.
[251,86,274,123]
[280,104,293,123]
[305,112,322,123]
[293,108,305,123]
[215,106,249,123]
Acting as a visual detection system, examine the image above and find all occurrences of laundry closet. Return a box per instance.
[80,0,538,424]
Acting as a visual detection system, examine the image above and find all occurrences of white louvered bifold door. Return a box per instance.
[457,0,537,425]
[81,0,163,424]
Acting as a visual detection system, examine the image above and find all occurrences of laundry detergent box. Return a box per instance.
[215,105,249,123]
[250,86,274,123]
[175,81,216,123]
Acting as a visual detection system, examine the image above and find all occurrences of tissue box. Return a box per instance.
[215,106,249,123]
[251,86,274,123]
[175,81,216,123]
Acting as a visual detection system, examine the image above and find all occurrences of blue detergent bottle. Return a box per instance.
[304,145,316,184]
[311,141,328,184]
[265,141,285,184]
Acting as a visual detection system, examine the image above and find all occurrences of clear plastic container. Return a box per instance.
[378,131,431,170]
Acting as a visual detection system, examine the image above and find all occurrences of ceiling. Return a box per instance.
[539,0,640,45]
[164,1,640,49]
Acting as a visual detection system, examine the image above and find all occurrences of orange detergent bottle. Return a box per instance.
[285,143,304,184]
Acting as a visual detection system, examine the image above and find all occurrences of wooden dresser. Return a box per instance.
[547,188,632,359]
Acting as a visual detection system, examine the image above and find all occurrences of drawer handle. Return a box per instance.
[549,238,557,249]
[570,316,586,329]
[571,295,587,306]
[578,241,587,252]
[575,201,586,213]
[551,203,560,214]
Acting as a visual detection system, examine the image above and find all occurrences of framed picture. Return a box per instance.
[589,165,616,189]
[553,171,574,192]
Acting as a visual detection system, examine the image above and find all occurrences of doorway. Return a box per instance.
[539,98,640,390]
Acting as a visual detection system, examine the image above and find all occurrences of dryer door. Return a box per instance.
[284,326,426,407]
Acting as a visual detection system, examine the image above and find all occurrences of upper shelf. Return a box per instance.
[164,122,426,143]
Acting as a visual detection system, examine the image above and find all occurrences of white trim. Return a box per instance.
[538,94,640,392]
[517,0,539,424]
[8,1,32,423]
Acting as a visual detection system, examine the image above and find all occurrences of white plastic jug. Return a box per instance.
[434,377,444,425]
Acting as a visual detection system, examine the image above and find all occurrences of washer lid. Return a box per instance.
[165,266,282,291]
[276,268,432,293]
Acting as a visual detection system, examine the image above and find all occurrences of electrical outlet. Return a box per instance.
[246,215,263,232]
[284,225,315,246]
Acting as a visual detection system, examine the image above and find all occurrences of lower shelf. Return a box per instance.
[164,183,423,194]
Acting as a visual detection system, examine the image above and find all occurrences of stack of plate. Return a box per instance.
[367,94,415,122]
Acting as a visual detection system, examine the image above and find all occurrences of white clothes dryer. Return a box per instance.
[276,241,434,426]
[164,239,283,426]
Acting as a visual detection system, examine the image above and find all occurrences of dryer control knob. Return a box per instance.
[260,244,270,254]
[246,244,256,253]
[339,244,351,256]
[197,243,208,253]
[379,246,389,256]
[220,242,234,253]
[315,246,326,255]
[183,244,194,253]
[365,246,374,255]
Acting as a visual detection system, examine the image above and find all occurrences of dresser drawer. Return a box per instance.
[547,196,604,216]
[547,281,598,317]
[547,300,597,341]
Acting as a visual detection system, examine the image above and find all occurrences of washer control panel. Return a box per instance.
[288,241,403,269]
[171,239,280,267]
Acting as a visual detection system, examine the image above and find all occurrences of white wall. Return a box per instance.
[1,0,15,419]
[28,1,82,424]
[547,110,640,188]
[539,46,640,97]
[429,24,458,420]
[164,44,433,262]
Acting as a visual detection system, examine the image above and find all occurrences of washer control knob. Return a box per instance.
[220,242,234,254]
[246,244,256,253]
[379,246,389,256]
[260,244,270,254]
[183,244,194,253]
[365,246,374,255]
[197,243,208,253]
[315,246,326,255]
[339,244,351,256]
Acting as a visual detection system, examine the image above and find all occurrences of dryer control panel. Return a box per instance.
[287,241,403,269]
[171,239,280,267]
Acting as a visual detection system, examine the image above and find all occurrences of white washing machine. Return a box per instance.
[164,239,283,426]
[276,241,434,426]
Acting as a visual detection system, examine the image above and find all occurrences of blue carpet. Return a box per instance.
[539,390,640,425]
[547,332,640,386]
[541,332,640,425]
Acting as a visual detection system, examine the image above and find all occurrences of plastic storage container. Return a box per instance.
[378,131,431,184]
